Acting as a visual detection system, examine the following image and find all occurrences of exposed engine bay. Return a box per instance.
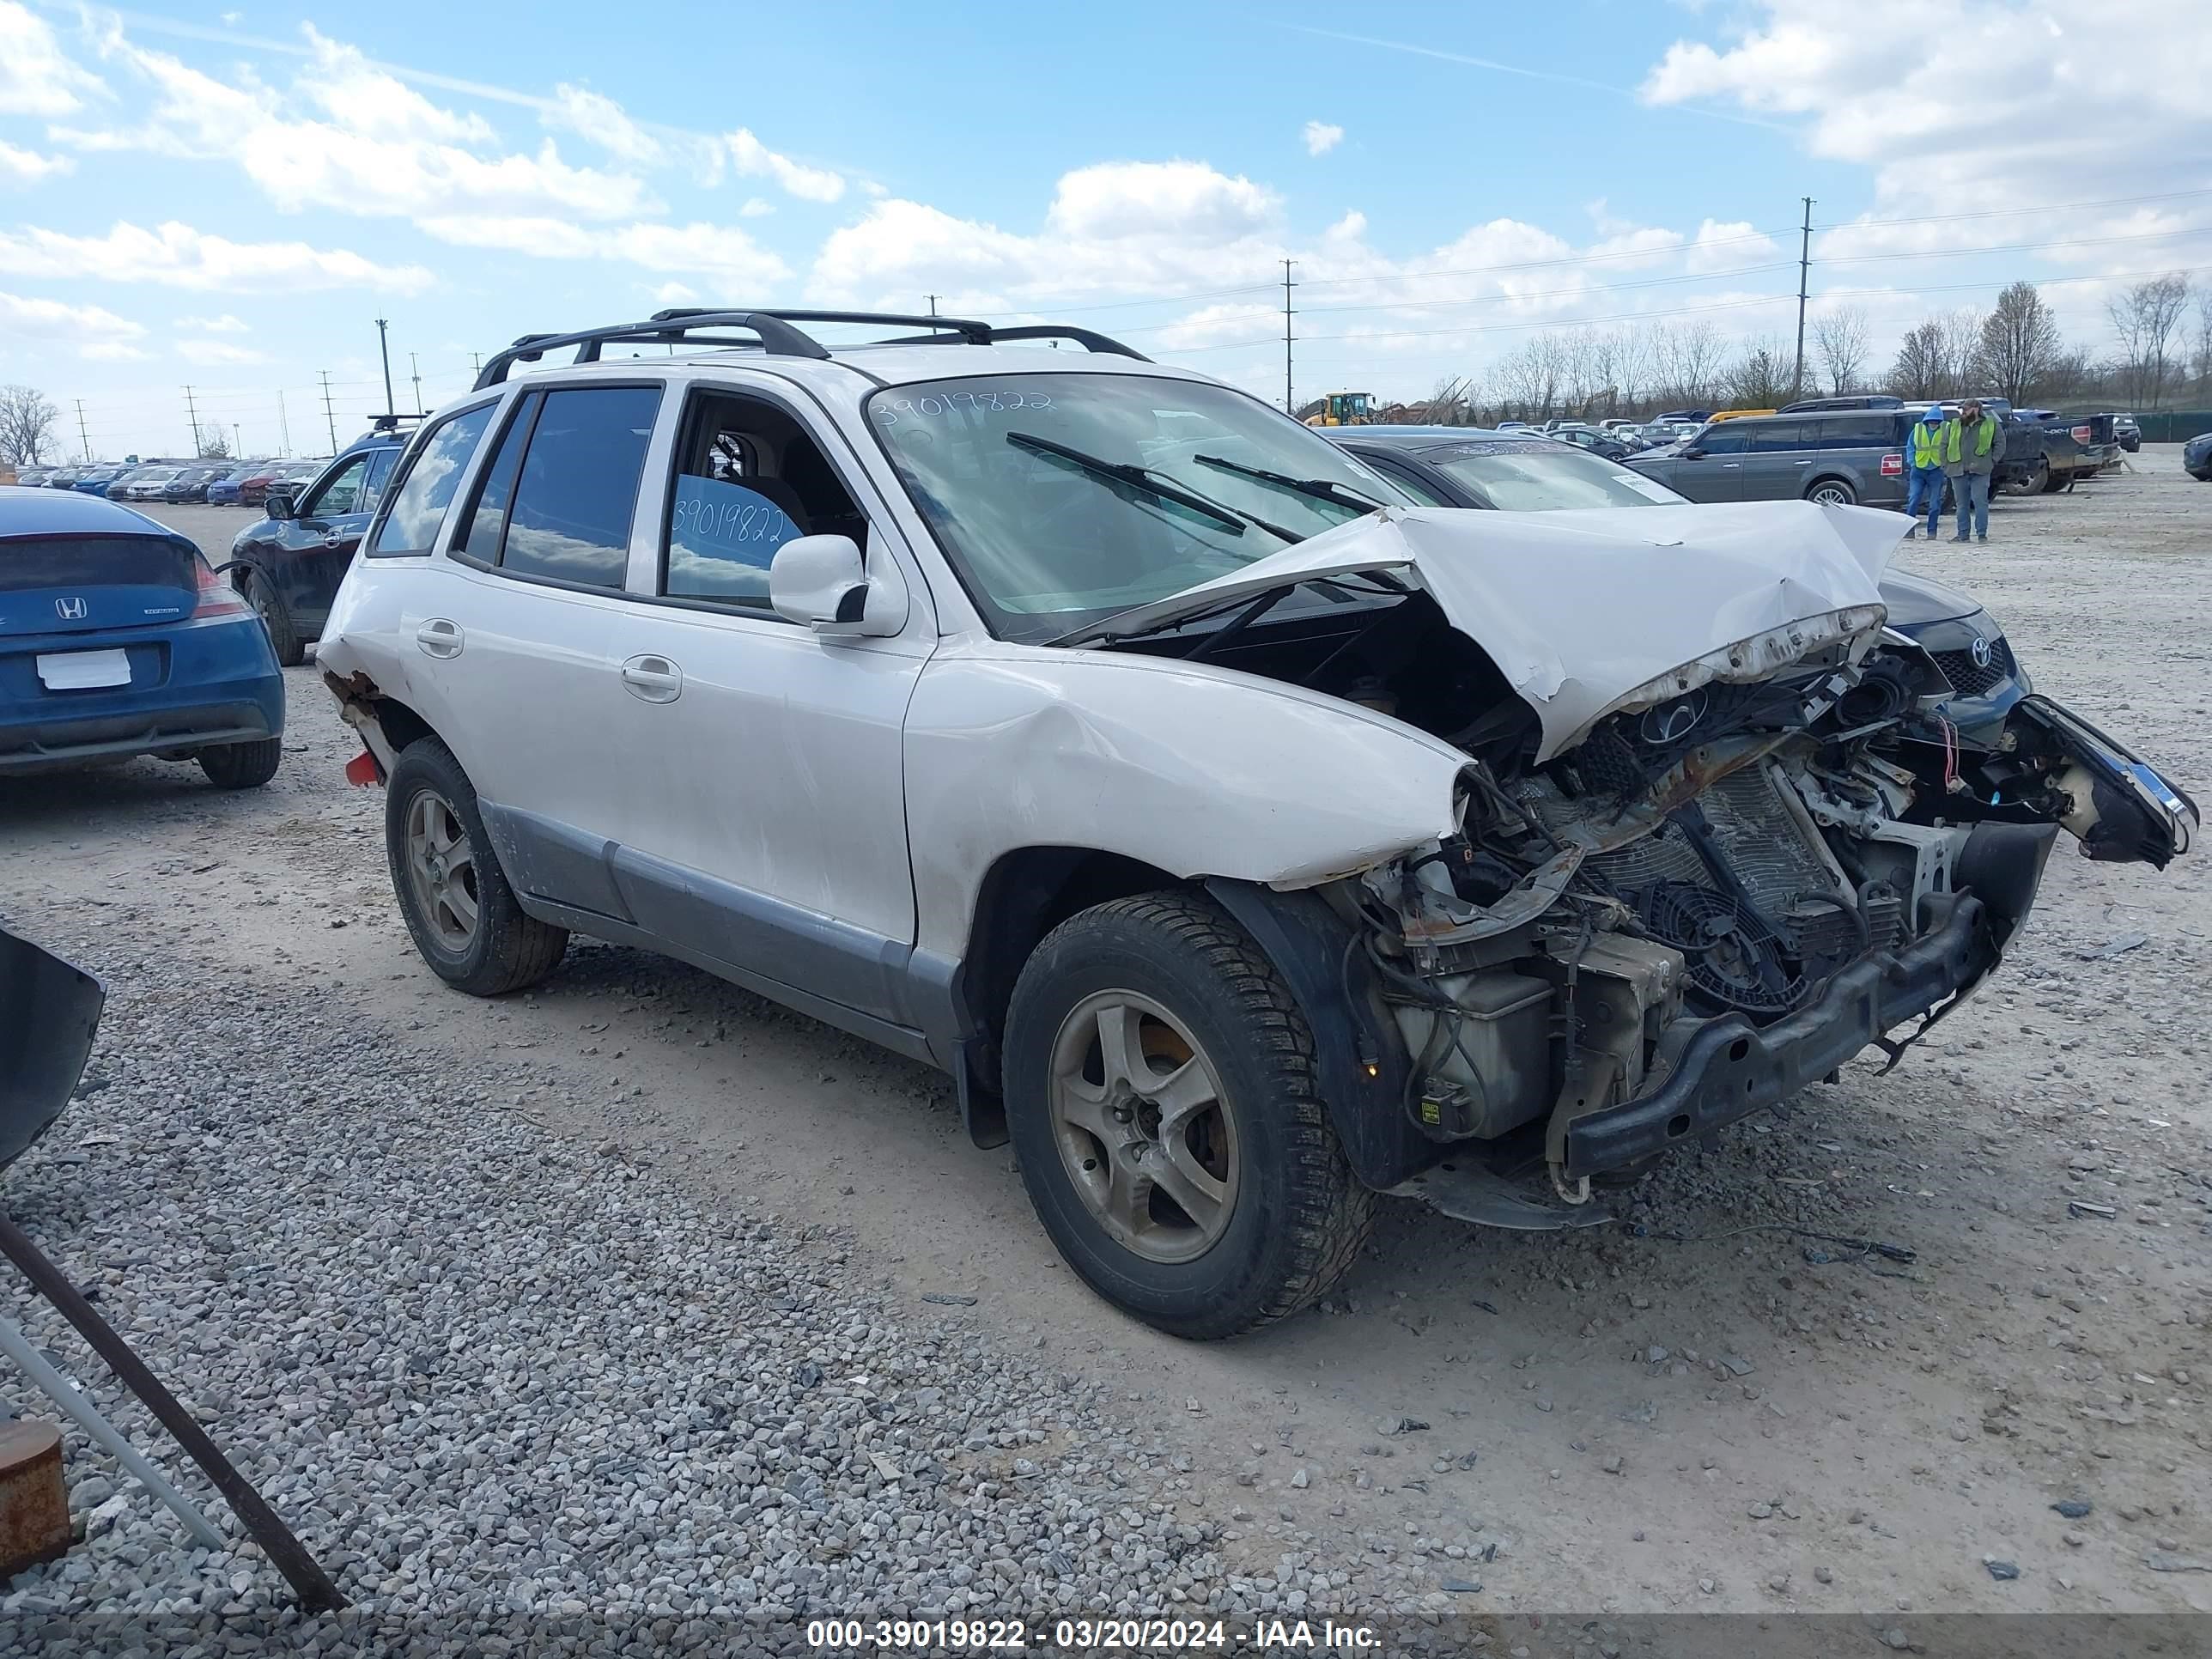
[1098,505,2197,1210]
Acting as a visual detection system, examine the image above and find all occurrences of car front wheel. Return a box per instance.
[1003,892,1374,1340]
[242,568,303,666]
[385,738,568,996]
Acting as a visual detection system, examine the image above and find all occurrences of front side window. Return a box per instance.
[471,386,660,588]
[369,404,497,556]
[660,391,866,611]
[1693,422,1750,455]
[866,373,1408,642]
[306,455,372,517]
[1425,443,1686,510]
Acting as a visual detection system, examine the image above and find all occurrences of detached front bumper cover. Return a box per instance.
[1562,890,2000,1180]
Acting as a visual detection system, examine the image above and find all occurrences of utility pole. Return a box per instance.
[319,371,337,453]
[1791,196,1814,401]
[470,352,483,378]
[74,400,91,462]
[927,295,938,317]
[409,351,422,416]
[375,318,395,418]
[183,386,200,456]
[276,390,291,457]
[1281,258,1297,416]
[232,422,242,458]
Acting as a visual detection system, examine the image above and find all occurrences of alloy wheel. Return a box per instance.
[403,788,480,951]
[1046,990,1238,1264]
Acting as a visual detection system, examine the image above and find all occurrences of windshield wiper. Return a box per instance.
[1192,453,1385,513]
[1006,431,1304,543]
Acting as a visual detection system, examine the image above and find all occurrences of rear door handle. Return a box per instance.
[621,654,683,704]
[1721,462,1741,469]
[322,532,349,546]
[1795,459,1813,465]
[416,618,464,659]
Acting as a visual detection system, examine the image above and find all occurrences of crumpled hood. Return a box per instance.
[1087,499,1904,762]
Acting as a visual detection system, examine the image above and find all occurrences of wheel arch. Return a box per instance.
[322,669,441,779]
[1803,473,1856,503]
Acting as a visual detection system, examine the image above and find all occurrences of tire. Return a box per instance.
[1806,477,1856,506]
[385,737,568,996]
[2039,467,2069,495]
[1002,891,1374,1340]
[198,735,282,789]
[2003,459,2047,497]
[243,568,304,667]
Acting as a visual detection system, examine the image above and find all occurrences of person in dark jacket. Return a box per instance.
[1941,397,2002,542]
[1903,405,1946,538]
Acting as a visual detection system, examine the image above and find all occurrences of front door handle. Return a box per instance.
[416,617,464,659]
[621,654,683,704]
[322,532,349,546]
[1795,459,1813,466]
[1721,462,1741,469]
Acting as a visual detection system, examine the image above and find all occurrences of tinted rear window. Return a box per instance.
[496,386,660,588]
[1810,415,1894,447]
[0,534,199,592]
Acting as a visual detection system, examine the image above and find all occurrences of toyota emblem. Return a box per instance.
[53,596,88,620]
[1968,635,1992,670]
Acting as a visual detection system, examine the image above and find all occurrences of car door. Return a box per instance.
[589,377,933,1032]
[1735,418,1809,500]
[267,449,385,631]
[1661,421,1748,501]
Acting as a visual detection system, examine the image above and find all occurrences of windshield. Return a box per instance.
[867,372,1408,641]
[1424,443,1686,511]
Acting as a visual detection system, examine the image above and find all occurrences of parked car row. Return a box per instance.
[11,458,332,505]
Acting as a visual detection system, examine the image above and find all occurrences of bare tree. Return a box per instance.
[1650,319,1729,408]
[1887,320,1949,398]
[1811,305,1871,395]
[0,384,60,468]
[1726,337,1792,408]
[1612,325,1654,410]
[2191,277,2212,400]
[1975,282,2063,406]
[1939,307,1987,390]
[1492,336,1567,419]
[196,427,231,460]
[2106,274,2191,409]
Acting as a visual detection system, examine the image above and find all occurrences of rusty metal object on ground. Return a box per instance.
[0,1419,69,1580]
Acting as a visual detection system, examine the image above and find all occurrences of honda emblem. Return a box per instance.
[54,596,88,620]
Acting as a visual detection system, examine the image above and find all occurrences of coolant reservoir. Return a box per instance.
[1394,971,1553,1139]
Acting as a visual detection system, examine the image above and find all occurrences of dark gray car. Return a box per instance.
[1627,409,1915,508]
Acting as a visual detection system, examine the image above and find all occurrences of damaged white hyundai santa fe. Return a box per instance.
[319,310,2197,1339]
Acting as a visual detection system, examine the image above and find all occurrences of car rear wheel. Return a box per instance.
[2003,458,2048,496]
[2039,467,2069,494]
[1002,892,1373,1340]
[1806,477,1856,506]
[198,736,281,789]
[242,568,304,666]
[386,738,568,996]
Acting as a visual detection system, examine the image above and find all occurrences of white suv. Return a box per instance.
[321,308,2193,1338]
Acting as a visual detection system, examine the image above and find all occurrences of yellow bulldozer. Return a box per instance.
[1304,392,1376,427]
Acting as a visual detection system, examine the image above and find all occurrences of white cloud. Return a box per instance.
[63,27,656,224]
[1642,0,2212,325]
[739,197,775,218]
[722,128,844,203]
[0,1,104,116]
[178,338,267,365]
[415,216,788,285]
[653,281,698,307]
[178,313,251,332]
[0,140,74,185]
[545,82,664,165]
[0,221,434,292]
[0,289,146,359]
[1302,120,1344,157]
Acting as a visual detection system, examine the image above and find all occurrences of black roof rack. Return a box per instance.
[472,308,1148,390]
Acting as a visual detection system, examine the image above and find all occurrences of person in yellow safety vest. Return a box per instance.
[1903,406,1947,538]
[1940,396,2003,543]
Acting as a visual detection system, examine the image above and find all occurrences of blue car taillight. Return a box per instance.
[191,557,250,620]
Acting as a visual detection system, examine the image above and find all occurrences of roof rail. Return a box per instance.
[873,323,1150,360]
[473,308,1152,391]
[473,312,834,391]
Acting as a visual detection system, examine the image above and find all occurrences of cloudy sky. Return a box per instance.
[3,0,2207,459]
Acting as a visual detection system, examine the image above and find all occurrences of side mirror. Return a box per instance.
[265,489,297,521]
[769,534,908,637]
[1681,447,1707,459]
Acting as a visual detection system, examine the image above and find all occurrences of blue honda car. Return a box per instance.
[0,487,284,787]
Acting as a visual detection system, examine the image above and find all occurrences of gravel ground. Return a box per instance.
[2,454,2209,1650]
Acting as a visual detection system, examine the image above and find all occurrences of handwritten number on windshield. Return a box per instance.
[874,390,1055,427]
